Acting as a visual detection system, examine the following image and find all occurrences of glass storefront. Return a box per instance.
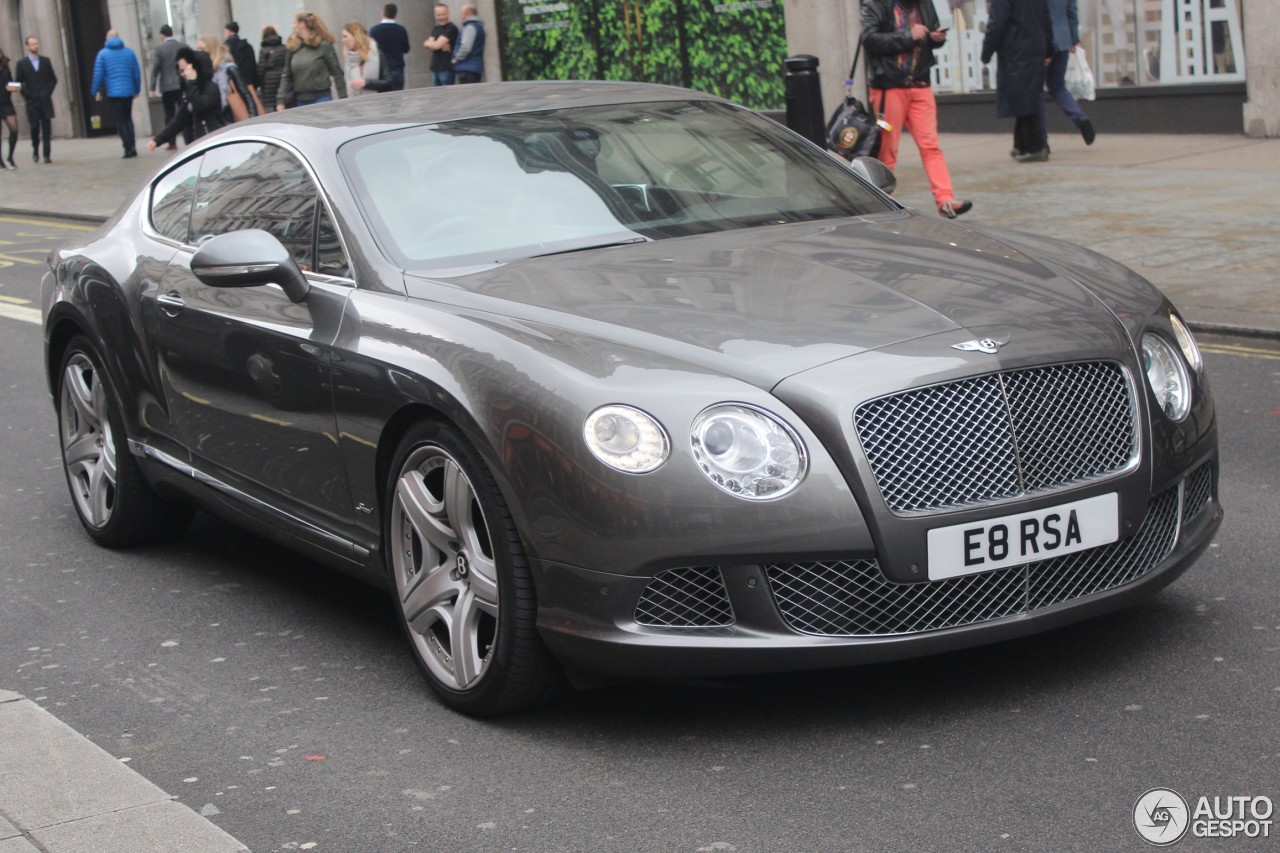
[498,0,788,110]
[931,0,1243,92]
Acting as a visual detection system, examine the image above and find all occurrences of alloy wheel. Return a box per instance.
[390,445,500,691]
[60,353,117,529]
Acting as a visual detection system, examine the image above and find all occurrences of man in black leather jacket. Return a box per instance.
[860,0,972,218]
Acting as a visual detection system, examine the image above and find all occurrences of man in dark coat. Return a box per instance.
[370,3,411,91]
[981,0,1054,161]
[224,22,257,90]
[13,35,56,164]
[149,25,187,149]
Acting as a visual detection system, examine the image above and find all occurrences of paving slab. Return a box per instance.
[0,692,249,853]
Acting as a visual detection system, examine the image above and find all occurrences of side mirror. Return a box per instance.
[190,229,310,303]
[849,156,897,196]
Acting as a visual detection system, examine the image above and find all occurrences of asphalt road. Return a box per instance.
[1,215,1277,852]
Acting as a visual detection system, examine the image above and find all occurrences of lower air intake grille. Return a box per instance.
[765,485,1181,637]
[634,566,734,630]
[1182,462,1212,523]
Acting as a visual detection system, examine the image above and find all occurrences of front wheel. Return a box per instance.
[386,421,558,716]
[57,335,192,547]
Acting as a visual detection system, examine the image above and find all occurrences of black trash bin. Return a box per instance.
[784,54,825,148]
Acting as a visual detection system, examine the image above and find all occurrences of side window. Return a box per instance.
[190,142,318,270]
[315,206,350,278]
[150,156,203,243]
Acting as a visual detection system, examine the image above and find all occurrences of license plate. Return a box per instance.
[926,493,1119,580]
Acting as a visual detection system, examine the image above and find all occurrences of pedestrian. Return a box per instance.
[278,12,347,109]
[369,3,411,91]
[147,47,223,151]
[223,22,258,95]
[0,50,19,169]
[195,36,231,112]
[13,35,56,164]
[423,4,459,87]
[149,24,186,150]
[257,25,287,113]
[860,0,972,218]
[1038,0,1095,153]
[342,23,392,98]
[90,29,142,159]
[981,0,1053,162]
[451,3,485,85]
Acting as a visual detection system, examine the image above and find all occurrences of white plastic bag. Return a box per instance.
[1065,47,1096,102]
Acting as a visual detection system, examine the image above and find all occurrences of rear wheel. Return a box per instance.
[57,336,192,546]
[386,421,558,716]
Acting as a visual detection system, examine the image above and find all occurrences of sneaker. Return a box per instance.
[1079,118,1096,145]
[1015,149,1050,163]
[6,156,14,169]
[1010,148,1024,159]
[939,199,973,219]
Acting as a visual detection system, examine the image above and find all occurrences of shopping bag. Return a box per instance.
[1065,47,1096,102]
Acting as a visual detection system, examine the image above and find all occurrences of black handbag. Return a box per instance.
[826,42,886,161]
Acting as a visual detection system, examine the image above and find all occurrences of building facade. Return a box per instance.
[1,0,1273,142]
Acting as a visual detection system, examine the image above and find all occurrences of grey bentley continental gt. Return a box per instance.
[41,82,1220,715]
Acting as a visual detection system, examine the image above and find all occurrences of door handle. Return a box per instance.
[156,291,185,315]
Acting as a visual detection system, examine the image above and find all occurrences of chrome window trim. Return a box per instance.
[140,136,357,288]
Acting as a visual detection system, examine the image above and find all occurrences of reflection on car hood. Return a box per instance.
[404,212,1114,386]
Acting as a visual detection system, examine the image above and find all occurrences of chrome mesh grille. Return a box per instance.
[1182,462,1212,523]
[634,566,734,630]
[854,362,1135,514]
[765,485,1180,638]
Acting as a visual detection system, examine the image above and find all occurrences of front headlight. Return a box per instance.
[1169,312,1203,373]
[583,405,669,473]
[1142,333,1191,421]
[691,404,807,500]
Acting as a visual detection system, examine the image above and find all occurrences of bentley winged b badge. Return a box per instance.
[952,336,1010,354]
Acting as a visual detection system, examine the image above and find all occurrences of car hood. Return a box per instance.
[403,211,1119,388]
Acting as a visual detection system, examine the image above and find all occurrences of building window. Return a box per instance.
[930,0,1244,92]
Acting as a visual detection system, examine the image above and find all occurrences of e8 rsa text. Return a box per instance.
[963,510,1084,567]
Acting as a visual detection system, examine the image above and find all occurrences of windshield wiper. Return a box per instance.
[528,236,650,258]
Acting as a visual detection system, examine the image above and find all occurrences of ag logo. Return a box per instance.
[1134,788,1190,845]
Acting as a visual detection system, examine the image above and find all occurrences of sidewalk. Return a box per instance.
[0,132,1277,337]
[0,690,248,852]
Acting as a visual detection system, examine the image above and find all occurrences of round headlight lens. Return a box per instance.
[1141,333,1192,421]
[1169,312,1203,373]
[691,404,807,500]
[583,405,669,473]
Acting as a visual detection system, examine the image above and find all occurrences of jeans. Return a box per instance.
[295,94,333,107]
[108,96,136,154]
[432,70,455,86]
[870,86,957,209]
[1039,50,1087,148]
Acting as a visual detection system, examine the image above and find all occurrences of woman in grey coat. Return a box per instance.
[981,0,1054,161]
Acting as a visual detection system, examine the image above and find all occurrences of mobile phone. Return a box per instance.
[936,27,950,33]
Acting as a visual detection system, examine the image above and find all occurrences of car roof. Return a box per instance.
[222,81,733,150]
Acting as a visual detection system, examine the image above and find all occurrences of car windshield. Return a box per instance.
[340,100,896,269]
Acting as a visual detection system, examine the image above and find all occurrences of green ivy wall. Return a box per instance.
[498,0,787,111]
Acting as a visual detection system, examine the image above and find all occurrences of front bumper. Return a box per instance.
[532,462,1221,679]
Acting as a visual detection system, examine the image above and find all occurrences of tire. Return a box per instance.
[386,421,559,716]
[56,336,193,547]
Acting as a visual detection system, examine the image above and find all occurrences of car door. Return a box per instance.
[151,141,358,543]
